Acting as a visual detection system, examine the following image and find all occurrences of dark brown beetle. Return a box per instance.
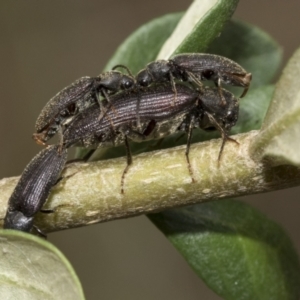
[62,83,239,192]
[4,145,67,233]
[33,67,135,145]
[62,83,200,193]
[136,53,251,105]
[62,84,202,148]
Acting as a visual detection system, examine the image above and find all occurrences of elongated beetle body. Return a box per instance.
[63,83,200,192]
[62,83,239,192]
[171,54,251,97]
[33,69,135,145]
[62,83,199,149]
[4,145,67,233]
[136,53,251,104]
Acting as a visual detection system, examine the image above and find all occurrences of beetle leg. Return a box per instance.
[121,135,133,194]
[98,89,118,121]
[118,125,152,194]
[186,71,204,91]
[215,77,226,106]
[185,114,196,183]
[205,112,238,165]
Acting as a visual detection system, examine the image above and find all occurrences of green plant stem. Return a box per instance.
[1,130,300,233]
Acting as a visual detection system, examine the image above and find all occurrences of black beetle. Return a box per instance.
[136,53,251,105]
[62,83,200,193]
[4,145,67,233]
[33,68,135,145]
[62,83,201,148]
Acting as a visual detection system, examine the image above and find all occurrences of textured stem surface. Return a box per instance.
[1,130,300,233]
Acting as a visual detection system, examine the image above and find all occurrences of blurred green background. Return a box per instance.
[1,1,300,299]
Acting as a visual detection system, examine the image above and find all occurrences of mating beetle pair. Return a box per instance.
[137,53,251,102]
[62,83,239,193]
[33,53,251,145]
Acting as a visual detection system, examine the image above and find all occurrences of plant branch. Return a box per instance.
[1,130,300,233]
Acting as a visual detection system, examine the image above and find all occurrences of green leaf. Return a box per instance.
[0,230,85,300]
[250,47,300,165]
[234,85,275,133]
[208,19,282,88]
[104,12,183,74]
[158,0,239,59]
[149,200,300,300]
[106,0,240,72]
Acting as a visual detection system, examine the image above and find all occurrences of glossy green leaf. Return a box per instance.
[208,19,282,87]
[158,0,239,59]
[105,0,240,72]
[0,230,85,300]
[149,200,300,300]
[250,47,300,165]
[234,85,274,133]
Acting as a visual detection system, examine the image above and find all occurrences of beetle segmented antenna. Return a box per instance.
[112,64,135,78]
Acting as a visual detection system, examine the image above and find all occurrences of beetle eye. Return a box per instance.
[124,80,133,89]
[226,111,235,122]
[140,79,149,86]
